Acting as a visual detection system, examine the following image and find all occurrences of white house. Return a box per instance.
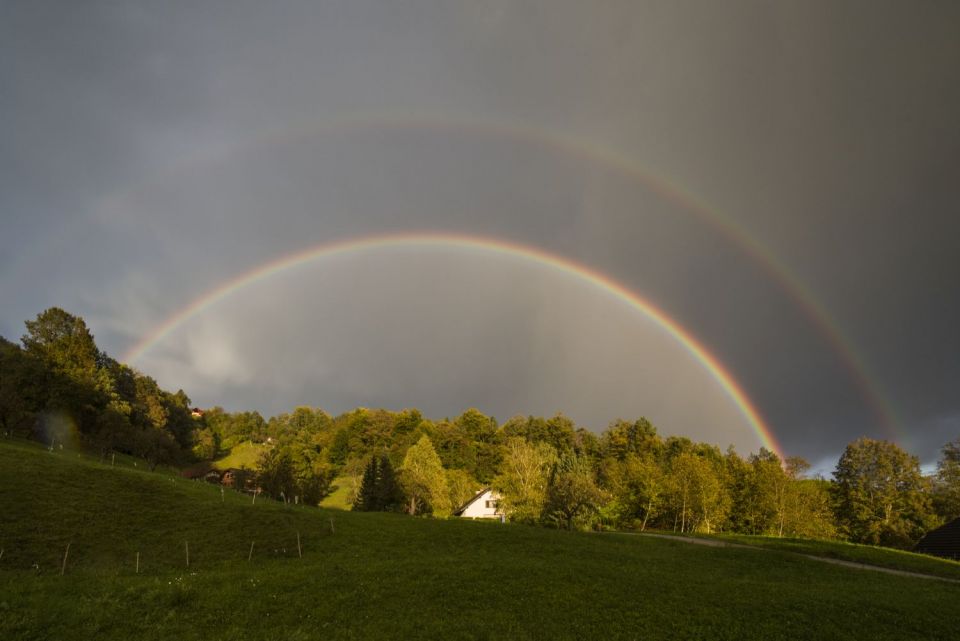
[455,488,502,519]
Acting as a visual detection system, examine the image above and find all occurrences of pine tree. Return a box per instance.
[352,455,405,512]
[353,456,380,511]
[374,454,404,512]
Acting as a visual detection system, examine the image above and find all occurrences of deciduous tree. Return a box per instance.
[933,438,960,521]
[400,435,450,515]
[493,437,555,523]
[832,438,937,547]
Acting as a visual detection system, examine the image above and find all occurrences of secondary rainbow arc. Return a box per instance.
[101,112,897,437]
[123,232,784,458]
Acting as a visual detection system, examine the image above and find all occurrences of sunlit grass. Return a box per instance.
[211,441,268,470]
[319,475,355,510]
[693,532,960,580]
[2,438,959,640]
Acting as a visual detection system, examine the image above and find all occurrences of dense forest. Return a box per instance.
[2,308,958,549]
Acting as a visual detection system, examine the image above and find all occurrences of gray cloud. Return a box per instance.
[2,1,958,464]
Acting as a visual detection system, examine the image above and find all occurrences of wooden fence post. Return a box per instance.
[60,542,71,576]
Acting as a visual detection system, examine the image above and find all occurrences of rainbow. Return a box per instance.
[123,232,785,458]
[101,112,898,437]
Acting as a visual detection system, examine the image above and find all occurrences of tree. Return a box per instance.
[191,427,220,460]
[257,449,297,502]
[742,449,789,536]
[600,418,660,461]
[782,477,837,540]
[602,453,667,531]
[0,338,43,437]
[493,437,556,523]
[353,455,405,512]
[296,459,336,506]
[374,454,405,512]
[544,454,604,530]
[132,426,178,471]
[832,438,937,547]
[400,435,450,515]
[933,438,960,521]
[446,468,481,513]
[21,307,100,384]
[19,308,109,438]
[353,456,380,511]
[453,408,502,482]
[666,452,728,533]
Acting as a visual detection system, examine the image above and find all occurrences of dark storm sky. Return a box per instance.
[2,1,958,466]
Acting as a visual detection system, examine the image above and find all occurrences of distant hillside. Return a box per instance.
[1,438,958,640]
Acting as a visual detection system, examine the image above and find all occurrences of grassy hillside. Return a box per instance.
[1,438,959,640]
[689,532,960,581]
[319,475,357,510]
[211,441,269,470]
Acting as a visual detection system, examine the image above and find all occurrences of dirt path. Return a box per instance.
[627,532,960,584]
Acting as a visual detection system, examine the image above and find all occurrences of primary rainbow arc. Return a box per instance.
[124,232,784,457]
[102,112,897,438]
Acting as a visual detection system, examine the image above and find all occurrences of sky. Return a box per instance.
[2,1,959,468]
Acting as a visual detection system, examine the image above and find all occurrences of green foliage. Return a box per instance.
[832,438,938,548]
[543,454,604,530]
[933,438,960,521]
[600,417,659,461]
[21,307,100,386]
[399,435,449,515]
[0,309,213,467]
[493,437,555,523]
[666,451,729,534]
[256,449,297,502]
[3,306,955,552]
[602,452,667,531]
[0,338,45,438]
[353,455,404,512]
[784,478,838,540]
[212,441,268,470]
[3,439,960,641]
[445,467,481,512]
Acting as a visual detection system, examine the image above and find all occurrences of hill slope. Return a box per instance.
[1,439,958,641]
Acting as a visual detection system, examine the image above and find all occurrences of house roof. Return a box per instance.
[915,517,960,560]
[454,488,494,516]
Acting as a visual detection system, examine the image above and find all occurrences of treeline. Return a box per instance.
[0,308,197,467]
[222,403,958,548]
[2,308,959,550]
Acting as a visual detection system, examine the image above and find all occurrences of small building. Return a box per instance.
[181,464,213,480]
[455,488,502,519]
[915,517,960,560]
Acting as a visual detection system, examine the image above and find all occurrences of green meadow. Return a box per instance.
[211,442,269,471]
[1,438,958,641]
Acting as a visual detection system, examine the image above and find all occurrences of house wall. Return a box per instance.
[460,490,501,519]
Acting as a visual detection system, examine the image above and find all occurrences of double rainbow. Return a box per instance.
[123,232,785,458]
[104,113,896,438]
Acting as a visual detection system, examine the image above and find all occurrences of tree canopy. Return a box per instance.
[2,307,956,549]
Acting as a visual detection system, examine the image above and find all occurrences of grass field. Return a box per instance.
[686,531,960,581]
[211,441,269,471]
[2,438,959,640]
[319,475,356,510]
